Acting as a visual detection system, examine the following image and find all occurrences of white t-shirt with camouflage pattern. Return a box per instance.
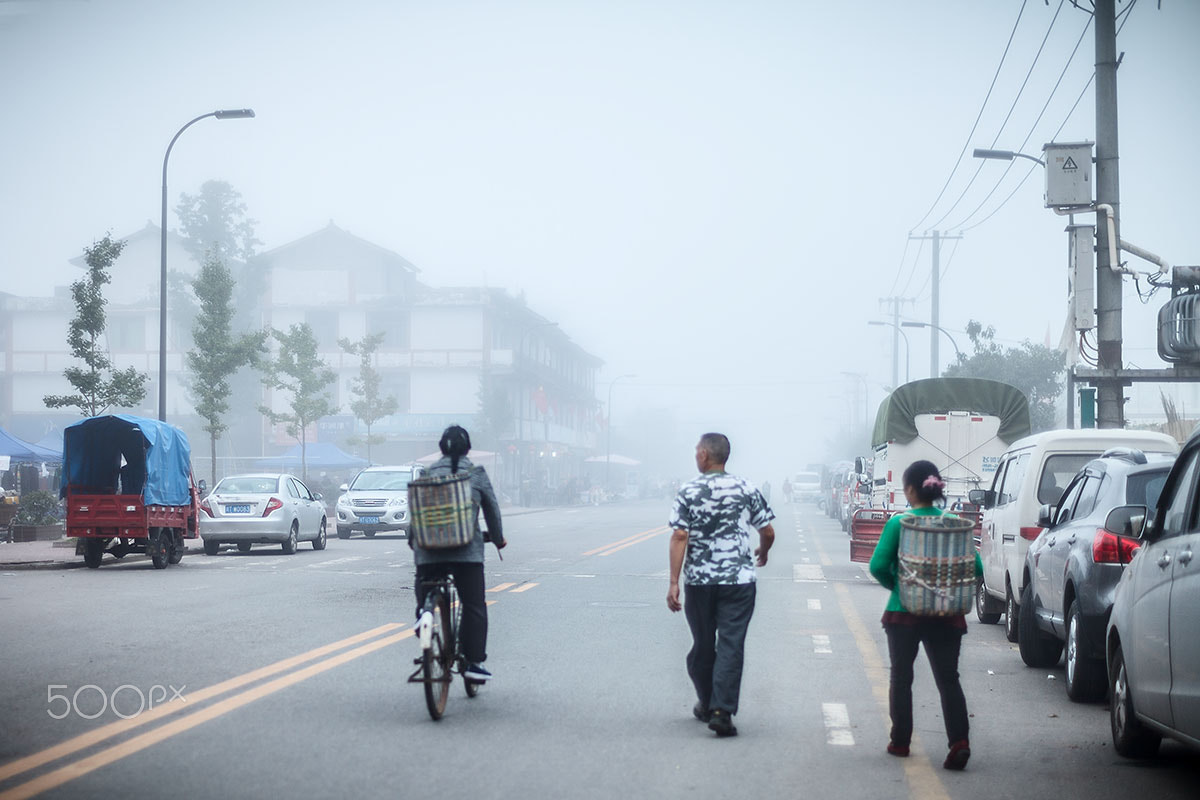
[669,471,775,586]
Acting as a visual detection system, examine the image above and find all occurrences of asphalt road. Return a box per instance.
[1,500,1198,799]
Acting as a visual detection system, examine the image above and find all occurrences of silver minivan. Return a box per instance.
[971,429,1178,643]
[335,464,426,539]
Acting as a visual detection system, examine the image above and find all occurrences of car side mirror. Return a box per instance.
[1105,505,1148,540]
[198,479,208,494]
[339,483,349,492]
[854,457,866,474]
[1037,503,1055,528]
[968,489,995,509]
[313,492,323,501]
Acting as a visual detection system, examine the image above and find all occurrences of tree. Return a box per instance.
[175,180,261,264]
[338,333,398,465]
[259,324,337,480]
[186,253,268,485]
[43,234,148,416]
[474,377,513,451]
[942,320,1066,432]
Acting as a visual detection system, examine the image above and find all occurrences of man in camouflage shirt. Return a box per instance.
[667,432,775,737]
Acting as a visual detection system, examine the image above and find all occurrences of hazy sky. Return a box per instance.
[2,0,1197,481]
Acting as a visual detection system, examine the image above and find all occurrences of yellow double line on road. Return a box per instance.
[582,525,670,557]
[0,623,411,800]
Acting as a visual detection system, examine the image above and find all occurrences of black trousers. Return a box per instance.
[415,562,488,664]
[884,621,969,748]
[684,582,757,715]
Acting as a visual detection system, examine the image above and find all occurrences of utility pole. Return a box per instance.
[1094,0,1124,428]
[909,230,963,378]
[879,297,913,388]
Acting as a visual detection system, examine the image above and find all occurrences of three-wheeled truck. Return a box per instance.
[62,414,201,569]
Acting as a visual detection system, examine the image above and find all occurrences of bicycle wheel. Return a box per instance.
[422,588,453,720]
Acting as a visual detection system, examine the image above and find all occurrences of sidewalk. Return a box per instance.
[1,505,552,570]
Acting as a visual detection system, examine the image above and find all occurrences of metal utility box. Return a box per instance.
[1068,224,1096,331]
[1043,141,1094,208]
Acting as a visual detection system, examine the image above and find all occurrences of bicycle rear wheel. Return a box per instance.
[423,589,453,720]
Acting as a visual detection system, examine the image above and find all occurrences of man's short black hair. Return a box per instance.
[698,432,730,464]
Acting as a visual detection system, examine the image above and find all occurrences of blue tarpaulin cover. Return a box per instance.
[0,428,62,463]
[61,415,192,506]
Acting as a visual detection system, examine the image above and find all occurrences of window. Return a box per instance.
[305,311,339,350]
[367,309,409,350]
[286,479,301,499]
[1126,468,1170,509]
[990,458,1009,501]
[1073,473,1104,519]
[291,478,313,501]
[1037,454,1094,505]
[1054,476,1088,527]
[999,452,1030,506]
[1158,450,1200,540]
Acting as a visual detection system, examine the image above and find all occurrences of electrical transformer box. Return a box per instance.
[1043,141,1094,208]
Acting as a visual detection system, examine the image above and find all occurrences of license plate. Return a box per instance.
[359,516,379,525]
[225,504,252,514]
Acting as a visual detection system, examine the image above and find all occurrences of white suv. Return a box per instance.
[335,465,426,539]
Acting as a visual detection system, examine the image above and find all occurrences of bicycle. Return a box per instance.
[407,575,481,720]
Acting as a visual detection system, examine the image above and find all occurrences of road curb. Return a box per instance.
[0,543,207,572]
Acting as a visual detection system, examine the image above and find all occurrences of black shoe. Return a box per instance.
[693,702,712,722]
[464,663,492,682]
[707,709,737,737]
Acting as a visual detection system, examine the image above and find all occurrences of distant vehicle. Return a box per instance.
[973,428,1178,645]
[850,378,1031,563]
[1105,425,1200,758]
[1017,449,1174,702]
[792,472,822,503]
[200,473,327,555]
[62,414,201,570]
[336,464,426,539]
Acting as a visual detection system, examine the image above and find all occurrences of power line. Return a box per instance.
[927,0,1066,231]
[905,0,1029,236]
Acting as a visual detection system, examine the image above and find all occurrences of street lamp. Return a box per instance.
[605,373,635,491]
[972,148,1046,167]
[159,108,255,421]
[868,320,909,385]
[901,321,963,368]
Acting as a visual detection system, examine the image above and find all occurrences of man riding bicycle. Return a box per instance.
[412,425,506,681]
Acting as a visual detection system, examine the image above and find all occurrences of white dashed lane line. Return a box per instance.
[822,703,855,746]
[807,598,822,611]
[812,634,832,654]
[792,564,826,582]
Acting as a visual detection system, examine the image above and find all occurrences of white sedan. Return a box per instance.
[200,473,327,555]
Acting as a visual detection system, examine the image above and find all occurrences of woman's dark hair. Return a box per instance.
[439,425,472,474]
[902,459,946,505]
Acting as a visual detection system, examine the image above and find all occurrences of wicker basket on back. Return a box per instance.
[407,472,475,549]
[897,514,977,616]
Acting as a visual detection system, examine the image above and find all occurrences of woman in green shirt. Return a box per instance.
[869,459,981,772]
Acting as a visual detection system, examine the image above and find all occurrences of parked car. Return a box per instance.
[971,429,1178,644]
[1016,449,1174,701]
[200,473,327,555]
[335,464,425,539]
[1105,426,1200,757]
[792,472,822,504]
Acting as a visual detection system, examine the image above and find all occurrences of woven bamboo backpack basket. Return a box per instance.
[407,472,475,549]
[897,514,977,616]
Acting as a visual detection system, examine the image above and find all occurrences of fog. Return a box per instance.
[2,0,1198,485]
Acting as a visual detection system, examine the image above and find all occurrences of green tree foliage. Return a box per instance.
[187,253,268,484]
[943,320,1065,432]
[259,324,337,479]
[43,234,148,416]
[175,180,261,264]
[338,333,398,465]
[474,378,513,451]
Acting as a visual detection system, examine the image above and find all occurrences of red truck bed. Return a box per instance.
[66,491,198,540]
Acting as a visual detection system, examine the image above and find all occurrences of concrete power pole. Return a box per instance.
[1094,0,1124,428]
[909,231,962,377]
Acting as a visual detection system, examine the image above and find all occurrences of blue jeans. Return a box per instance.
[684,582,757,715]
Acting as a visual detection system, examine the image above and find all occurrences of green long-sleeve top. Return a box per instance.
[868,507,984,613]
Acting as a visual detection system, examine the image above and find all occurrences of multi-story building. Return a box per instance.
[0,222,603,492]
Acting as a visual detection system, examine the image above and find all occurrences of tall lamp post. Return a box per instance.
[868,320,910,385]
[604,373,635,491]
[901,321,963,372]
[159,108,255,421]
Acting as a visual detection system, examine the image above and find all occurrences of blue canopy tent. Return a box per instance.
[252,443,368,471]
[0,427,63,464]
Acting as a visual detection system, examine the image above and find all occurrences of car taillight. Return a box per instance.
[1093,529,1140,564]
[263,497,283,517]
[200,498,214,518]
[1019,526,1043,541]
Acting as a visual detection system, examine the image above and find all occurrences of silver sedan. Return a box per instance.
[200,473,328,555]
